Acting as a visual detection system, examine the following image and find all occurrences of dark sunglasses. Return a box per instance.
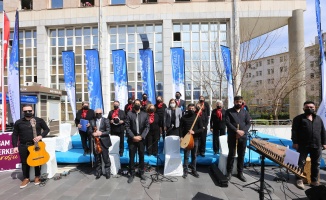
[95,113,102,114]
[23,110,33,113]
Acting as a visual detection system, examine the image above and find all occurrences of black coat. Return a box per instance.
[210,109,226,130]
[108,109,126,133]
[125,110,150,140]
[225,107,251,136]
[154,103,167,128]
[89,117,112,149]
[75,109,95,127]
[176,99,186,111]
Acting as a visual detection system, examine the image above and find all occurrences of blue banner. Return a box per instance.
[139,49,156,105]
[221,45,234,108]
[0,93,37,104]
[8,10,20,123]
[62,51,77,119]
[315,0,326,124]
[112,49,128,109]
[170,47,185,99]
[85,49,104,111]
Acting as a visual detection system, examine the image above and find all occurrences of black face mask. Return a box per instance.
[187,110,194,116]
[216,106,222,109]
[157,100,162,103]
[234,104,242,109]
[24,113,33,118]
[304,108,315,115]
[96,113,102,119]
[83,106,89,110]
[128,101,133,104]
[149,108,155,113]
[175,95,180,99]
[114,106,119,110]
[143,97,147,101]
[134,104,141,111]
[200,99,204,103]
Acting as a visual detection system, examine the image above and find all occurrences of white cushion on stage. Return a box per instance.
[55,135,72,152]
[218,135,237,175]
[59,123,72,137]
[109,135,120,154]
[30,138,57,180]
[163,136,183,176]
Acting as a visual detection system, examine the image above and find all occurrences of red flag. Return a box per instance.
[1,12,10,131]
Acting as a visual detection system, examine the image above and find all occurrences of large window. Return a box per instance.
[173,22,227,104]
[51,0,63,9]
[49,27,98,121]
[109,24,163,102]
[22,0,32,10]
[81,0,94,7]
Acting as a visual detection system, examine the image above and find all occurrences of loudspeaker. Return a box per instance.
[305,185,326,200]
[209,164,228,187]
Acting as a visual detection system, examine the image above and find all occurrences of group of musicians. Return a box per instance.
[12,94,326,189]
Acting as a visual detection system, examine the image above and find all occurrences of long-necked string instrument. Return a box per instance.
[93,127,102,154]
[180,104,204,150]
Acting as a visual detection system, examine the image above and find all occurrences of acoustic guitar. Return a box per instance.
[180,104,204,150]
[27,118,50,167]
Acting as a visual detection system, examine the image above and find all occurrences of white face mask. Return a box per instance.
[170,103,176,108]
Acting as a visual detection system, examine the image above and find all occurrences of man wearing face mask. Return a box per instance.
[210,100,226,154]
[164,99,183,137]
[198,96,210,157]
[89,108,112,179]
[175,91,186,112]
[225,96,251,182]
[140,93,151,111]
[125,99,150,183]
[154,96,167,135]
[292,101,326,190]
[75,101,95,156]
[108,101,126,157]
[12,104,50,188]
[180,104,203,178]
[124,98,134,115]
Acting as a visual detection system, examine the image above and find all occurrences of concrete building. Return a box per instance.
[0,0,306,122]
[242,33,325,115]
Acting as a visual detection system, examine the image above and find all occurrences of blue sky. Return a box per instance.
[264,0,325,56]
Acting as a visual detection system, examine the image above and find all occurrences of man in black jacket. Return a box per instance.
[108,101,126,157]
[198,96,210,157]
[292,100,326,190]
[75,101,95,155]
[180,104,203,178]
[125,99,150,183]
[210,100,226,154]
[89,108,112,179]
[12,104,50,188]
[225,96,251,182]
[175,91,186,112]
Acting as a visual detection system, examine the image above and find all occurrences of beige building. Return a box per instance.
[242,33,325,114]
[1,0,306,122]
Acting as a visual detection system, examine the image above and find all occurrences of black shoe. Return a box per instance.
[83,149,87,156]
[214,151,218,155]
[182,169,188,179]
[200,153,205,157]
[140,174,146,181]
[106,173,110,179]
[119,152,123,157]
[226,172,232,181]
[237,173,247,182]
[95,173,101,179]
[192,170,199,178]
[128,175,134,183]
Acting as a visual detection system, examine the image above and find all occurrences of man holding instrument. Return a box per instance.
[12,104,50,188]
[180,104,203,178]
[89,108,112,179]
[225,96,251,182]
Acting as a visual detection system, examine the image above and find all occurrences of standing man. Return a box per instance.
[198,96,210,157]
[75,101,95,156]
[108,101,126,157]
[124,98,133,115]
[12,104,50,188]
[180,104,203,178]
[125,99,150,183]
[89,108,112,179]
[175,91,186,112]
[140,93,151,111]
[292,101,326,190]
[225,96,251,182]
[210,100,226,155]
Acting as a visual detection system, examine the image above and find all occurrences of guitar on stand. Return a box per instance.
[27,118,50,167]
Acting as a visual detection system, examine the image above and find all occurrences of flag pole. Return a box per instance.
[1,11,5,133]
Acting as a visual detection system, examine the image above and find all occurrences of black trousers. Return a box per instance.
[227,134,247,173]
[183,138,199,171]
[128,139,145,175]
[93,142,111,175]
[146,129,160,155]
[18,144,41,179]
[297,146,322,182]
[199,128,208,154]
[166,127,179,137]
[111,131,125,155]
[212,128,226,153]
[79,130,90,151]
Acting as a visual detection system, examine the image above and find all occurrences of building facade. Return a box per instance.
[1,0,306,122]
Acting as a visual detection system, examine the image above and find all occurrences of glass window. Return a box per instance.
[111,0,126,5]
[51,0,63,8]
